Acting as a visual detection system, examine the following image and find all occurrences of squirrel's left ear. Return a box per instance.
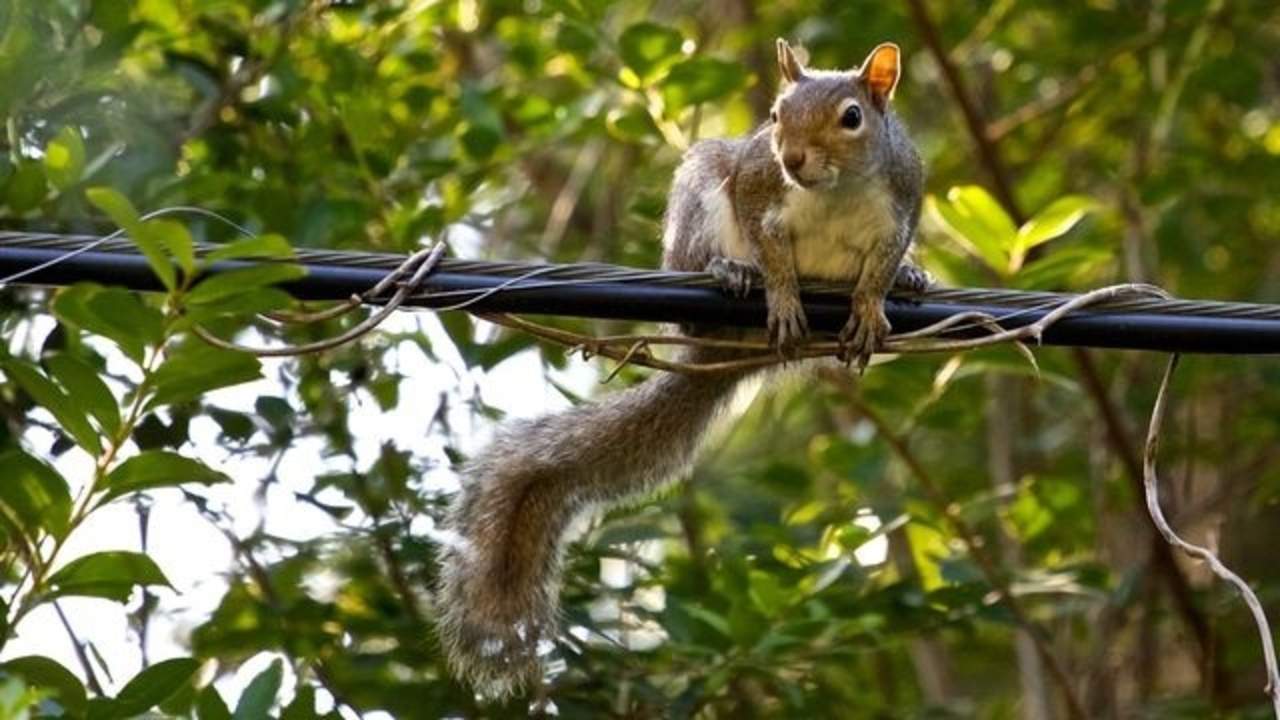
[859,42,901,108]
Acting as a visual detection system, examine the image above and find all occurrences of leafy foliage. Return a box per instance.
[0,0,1278,717]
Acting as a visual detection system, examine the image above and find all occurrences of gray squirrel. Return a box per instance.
[437,39,927,696]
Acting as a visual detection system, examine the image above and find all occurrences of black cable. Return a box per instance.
[0,231,1278,355]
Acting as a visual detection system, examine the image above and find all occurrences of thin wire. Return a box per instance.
[0,207,255,285]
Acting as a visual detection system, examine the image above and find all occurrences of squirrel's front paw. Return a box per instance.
[838,294,891,371]
[767,290,809,355]
[707,257,763,298]
[892,263,932,295]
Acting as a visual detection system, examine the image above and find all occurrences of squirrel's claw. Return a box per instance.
[767,290,809,356]
[838,294,891,372]
[707,257,763,298]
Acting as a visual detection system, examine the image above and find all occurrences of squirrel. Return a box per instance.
[436,39,927,696]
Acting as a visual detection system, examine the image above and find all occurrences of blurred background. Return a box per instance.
[2,0,1280,717]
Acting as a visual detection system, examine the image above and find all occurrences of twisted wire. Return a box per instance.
[2,230,1278,321]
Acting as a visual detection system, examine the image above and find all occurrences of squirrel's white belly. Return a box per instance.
[780,184,898,281]
[704,182,898,283]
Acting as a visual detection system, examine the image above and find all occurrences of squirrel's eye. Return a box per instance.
[841,104,863,130]
[770,109,778,124]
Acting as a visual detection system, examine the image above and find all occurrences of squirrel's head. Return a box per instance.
[769,39,902,190]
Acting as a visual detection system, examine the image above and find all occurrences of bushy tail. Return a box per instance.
[437,346,749,696]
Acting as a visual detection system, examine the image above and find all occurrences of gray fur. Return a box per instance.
[436,39,925,697]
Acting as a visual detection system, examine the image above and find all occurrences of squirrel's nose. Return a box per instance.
[782,148,806,175]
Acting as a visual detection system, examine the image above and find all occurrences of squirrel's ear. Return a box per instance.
[859,42,901,108]
[776,38,804,84]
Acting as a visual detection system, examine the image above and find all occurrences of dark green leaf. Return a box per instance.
[6,161,46,213]
[52,284,163,364]
[661,58,746,112]
[112,657,201,717]
[46,550,172,602]
[619,22,684,84]
[280,685,318,720]
[101,450,231,504]
[44,352,121,436]
[187,264,305,305]
[233,659,282,720]
[2,655,87,716]
[147,342,261,409]
[197,685,233,720]
[2,358,102,455]
[0,449,72,541]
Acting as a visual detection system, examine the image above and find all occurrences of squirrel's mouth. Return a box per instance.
[783,168,839,191]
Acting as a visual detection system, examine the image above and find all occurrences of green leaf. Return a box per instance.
[45,550,171,602]
[6,161,47,213]
[148,342,262,409]
[101,450,231,504]
[197,685,233,720]
[179,288,294,325]
[112,657,201,717]
[44,352,121,436]
[187,263,306,305]
[2,655,87,716]
[619,22,684,84]
[2,358,103,455]
[0,450,72,541]
[661,58,746,113]
[1013,195,1096,264]
[204,233,294,263]
[605,105,659,143]
[86,187,176,290]
[52,284,163,364]
[280,685,318,720]
[44,127,86,190]
[233,659,282,720]
[927,186,1018,275]
[139,219,196,281]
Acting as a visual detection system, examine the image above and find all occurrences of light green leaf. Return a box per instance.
[44,352,120,436]
[1013,195,1096,263]
[3,358,103,455]
[2,655,87,716]
[101,450,230,504]
[139,219,196,281]
[111,657,201,718]
[86,187,175,290]
[203,233,294,263]
[233,660,282,720]
[187,263,306,305]
[619,22,684,84]
[45,550,171,602]
[0,450,72,541]
[44,127,86,190]
[927,186,1018,275]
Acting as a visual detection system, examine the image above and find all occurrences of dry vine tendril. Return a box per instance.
[478,282,1169,377]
